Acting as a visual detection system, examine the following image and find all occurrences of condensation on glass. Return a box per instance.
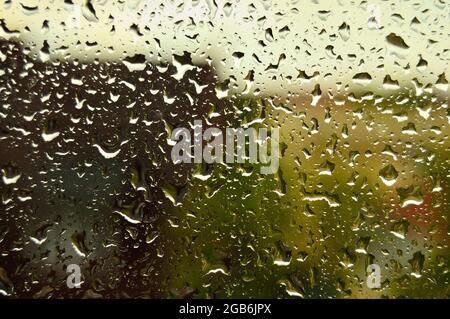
[0,0,449,298]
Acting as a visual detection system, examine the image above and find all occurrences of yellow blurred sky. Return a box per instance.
[1,0,449,98]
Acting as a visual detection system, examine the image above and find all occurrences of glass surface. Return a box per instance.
[0,0,449,298]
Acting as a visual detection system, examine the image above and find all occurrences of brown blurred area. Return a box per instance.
[0,38,248,298]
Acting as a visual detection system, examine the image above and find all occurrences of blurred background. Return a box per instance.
[0,0,449,298]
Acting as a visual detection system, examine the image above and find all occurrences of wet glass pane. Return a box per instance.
[0,0,449,299]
